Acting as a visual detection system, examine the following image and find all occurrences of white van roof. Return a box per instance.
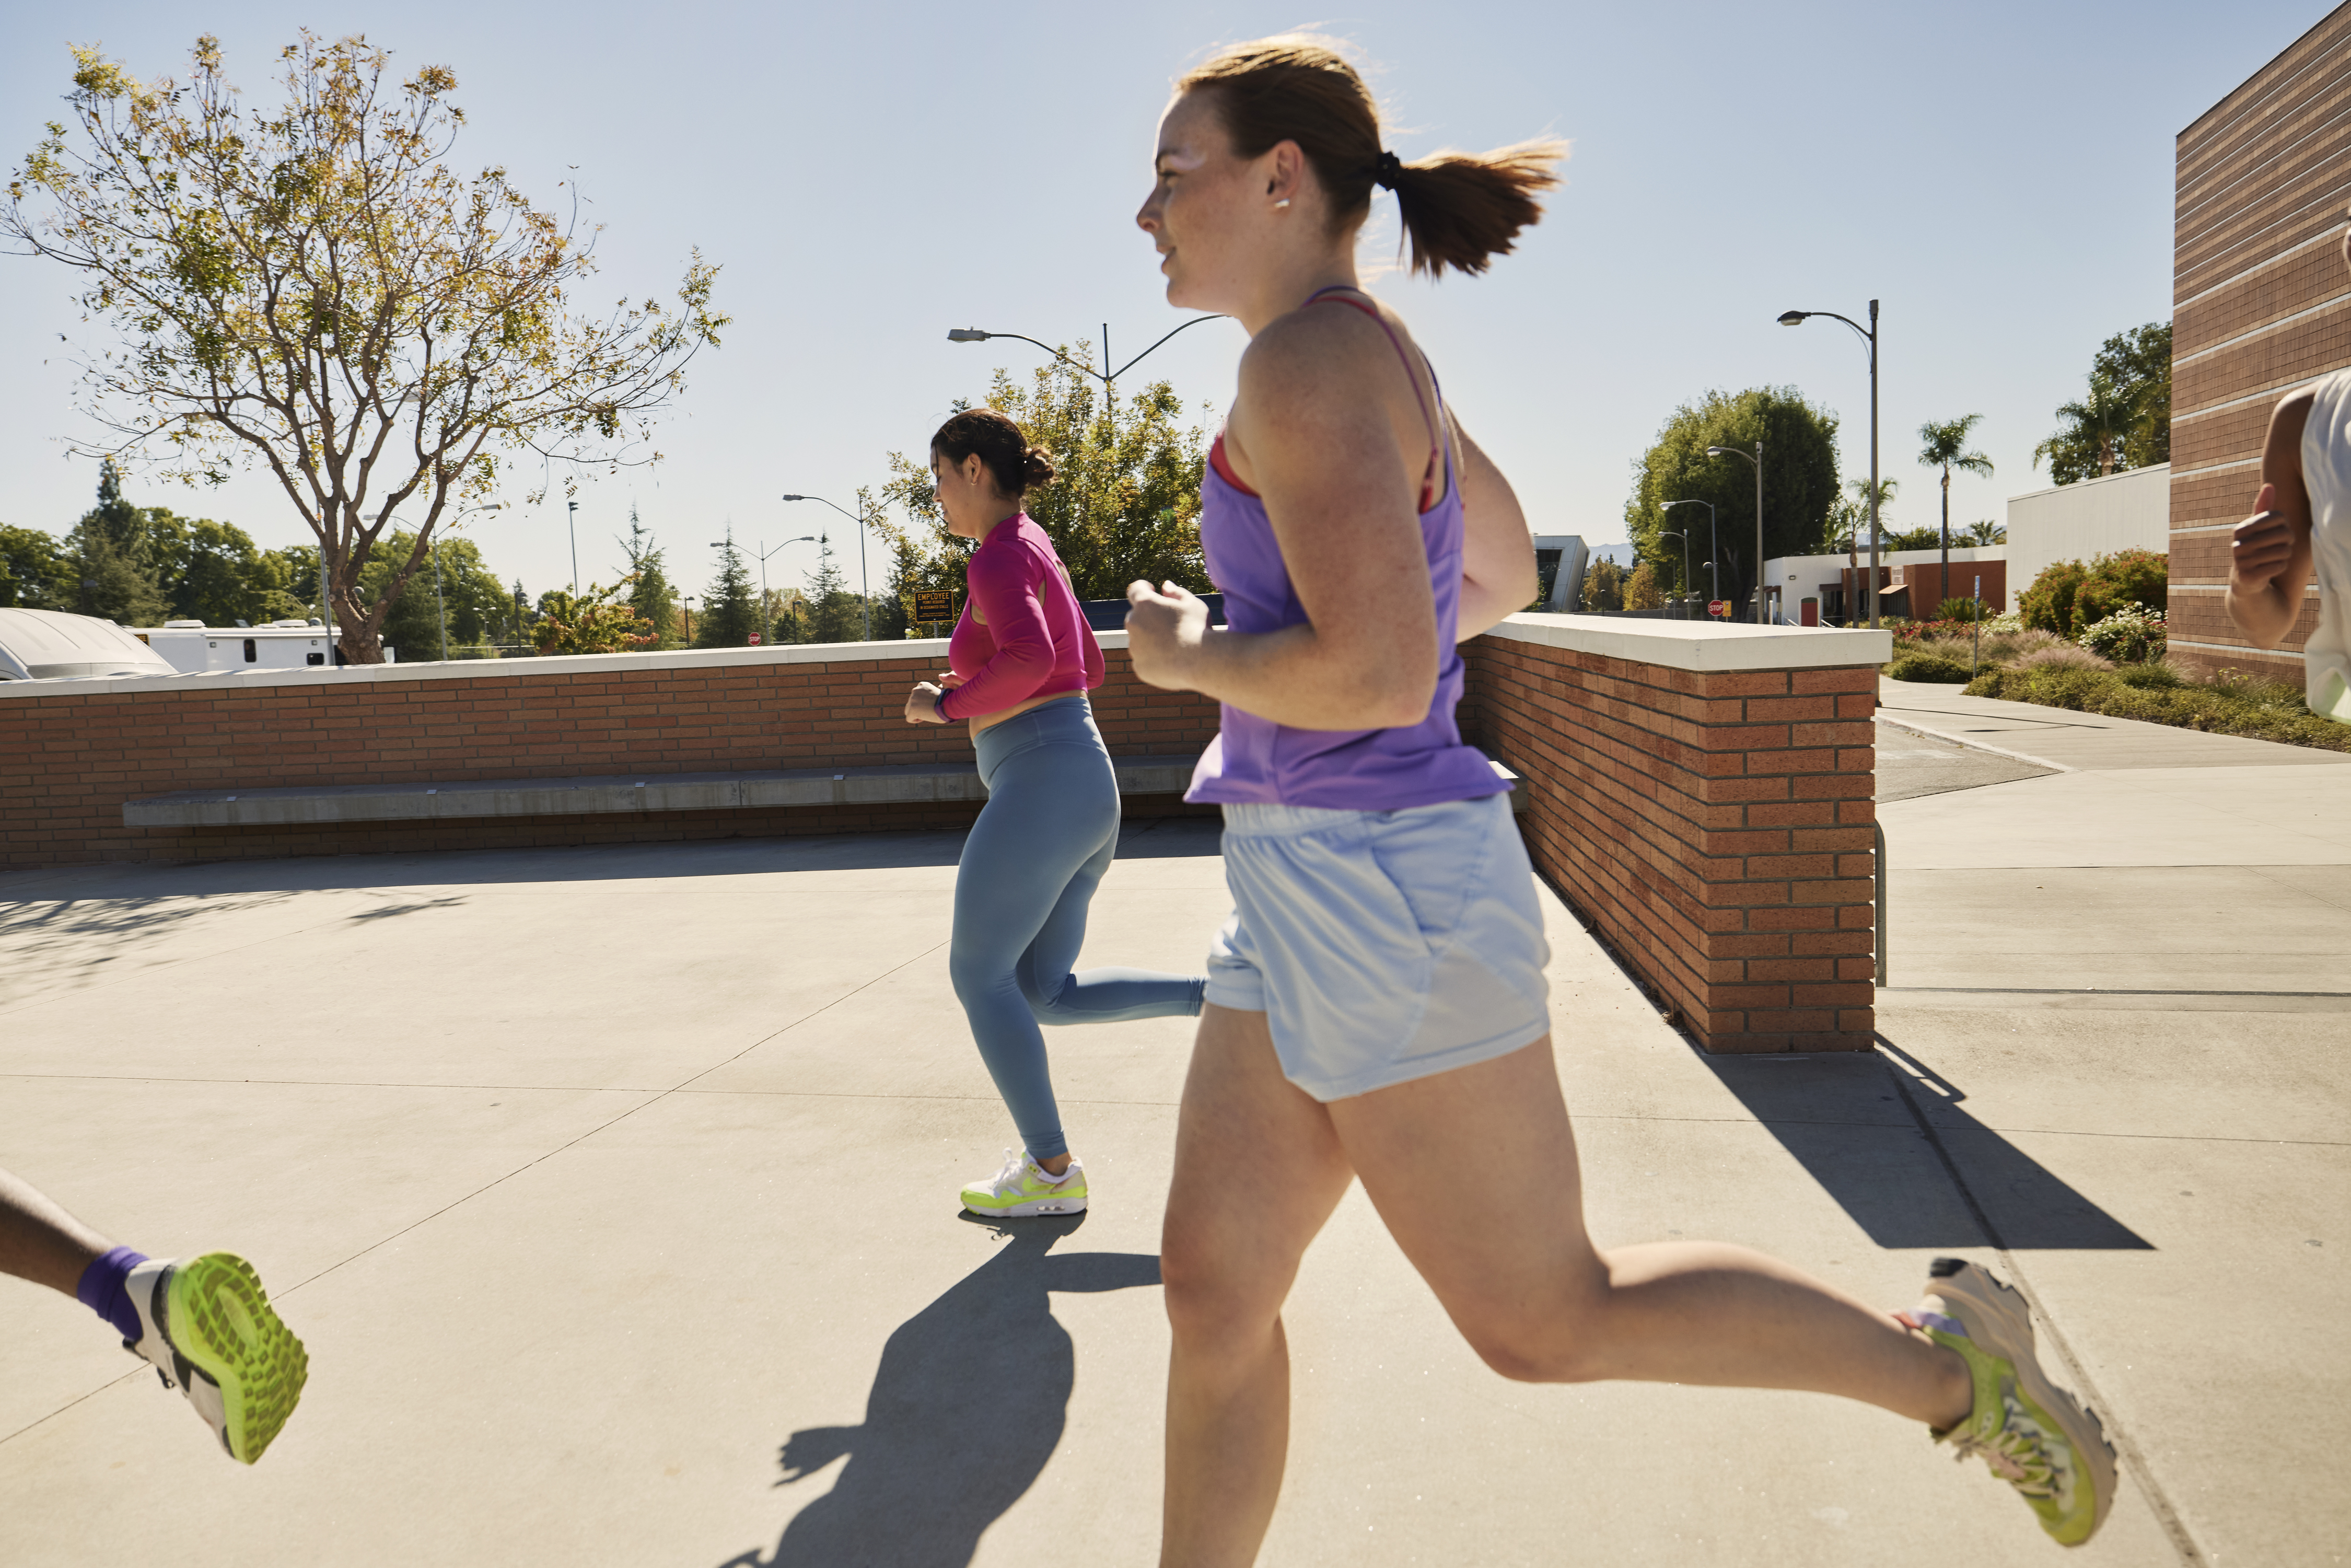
[0,608,181,681]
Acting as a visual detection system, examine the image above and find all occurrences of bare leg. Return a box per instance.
[0,1166,113,1297]
[1328,1038,1972,1423]
[1160,1006,1353,1568]
[1159,1029,1973,1566]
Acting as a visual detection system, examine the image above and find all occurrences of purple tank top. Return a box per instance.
[1184,295,1504,811]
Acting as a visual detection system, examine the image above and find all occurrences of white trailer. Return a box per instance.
[134,620,393,672]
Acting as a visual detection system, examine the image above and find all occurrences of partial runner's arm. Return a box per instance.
[1453,419,1538,641]
[936,549,1054,720]
[1125,306,1439,730]
[2228,389,2316,649]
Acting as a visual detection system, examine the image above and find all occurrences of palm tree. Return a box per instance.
[1918,414,1995,591]
[2033,372,2142,485]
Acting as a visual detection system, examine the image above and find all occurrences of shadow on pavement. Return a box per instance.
[1698,1043,2150,1251]
[720,1213,1161,1568]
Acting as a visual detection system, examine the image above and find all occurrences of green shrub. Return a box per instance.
[1888,653,1977,683]
[1964,665,2351,751]
[2079,603,2167,663]
[1935,596,1989,623]
[2018,550,2169,637]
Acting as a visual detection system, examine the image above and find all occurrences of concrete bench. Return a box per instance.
[124,756,1526,829]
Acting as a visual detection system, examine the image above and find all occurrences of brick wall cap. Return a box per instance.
[1480,613,1892,672]
[0,632,1137,703]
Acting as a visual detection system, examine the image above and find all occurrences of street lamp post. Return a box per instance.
[726,534,819,645]
[565,500,581,599]
[1660,498,1718,614]
[1703,444,1764,623]
[682,596,694,643]
[1780,301,1880,626]
[779,495,876,642]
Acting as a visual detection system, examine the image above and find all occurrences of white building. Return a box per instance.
[1760,545,2006,624]
[2005,463,2169,589]
[132,619,392,672]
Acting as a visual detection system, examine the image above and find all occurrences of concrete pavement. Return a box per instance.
[1,733,2343,1564]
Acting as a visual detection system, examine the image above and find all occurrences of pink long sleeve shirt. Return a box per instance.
[935,512,1104,721]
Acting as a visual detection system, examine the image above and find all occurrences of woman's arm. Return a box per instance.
[2227,389,2317,649]
[1453,419,1539,641]
[1125,308,1439,730]
[935,549,1054,719]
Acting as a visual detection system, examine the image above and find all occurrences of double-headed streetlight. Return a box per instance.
[947,315,1227,412]
[1702,443,1764,624]
[720,533,819,646]
[779,495,875,641]
[1779,301,1880,626]
[1660,498,1717,612]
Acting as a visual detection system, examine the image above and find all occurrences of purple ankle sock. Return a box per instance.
[75,1246,149,1343]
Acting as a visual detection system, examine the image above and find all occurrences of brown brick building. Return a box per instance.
[2171,5,2351,679]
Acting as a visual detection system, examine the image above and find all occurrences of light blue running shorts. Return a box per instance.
[1206,793,1553,1101]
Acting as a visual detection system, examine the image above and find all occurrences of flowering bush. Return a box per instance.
[2078,603,2166,664]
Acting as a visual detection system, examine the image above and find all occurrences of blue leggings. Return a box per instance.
[951,695,1205,1162]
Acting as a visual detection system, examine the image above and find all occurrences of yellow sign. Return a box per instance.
[913,590,956,622]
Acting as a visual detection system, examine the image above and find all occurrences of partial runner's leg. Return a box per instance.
[1018,818,1207,1026]
[949,742,1123,1165]
[1329,1038,1972,1424]
[0,1165,112,1297]
[1160,1005,1354,1568]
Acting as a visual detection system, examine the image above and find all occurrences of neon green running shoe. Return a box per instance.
[1904,1257,2116,1547]
[960,1149,1087,1217]
[124,1252,309,1464]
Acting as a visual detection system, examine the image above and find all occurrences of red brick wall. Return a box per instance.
[2171,6,2351,680]
[1,646,1220,870]
[1461,634,1877,1054]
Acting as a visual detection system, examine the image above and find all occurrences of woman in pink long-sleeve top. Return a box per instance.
[903,408,1205,1218]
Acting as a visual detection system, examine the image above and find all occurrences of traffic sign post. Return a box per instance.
[1707,599,1727,619]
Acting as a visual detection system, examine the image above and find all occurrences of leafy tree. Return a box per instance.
[3,33,727,664]
[617,505,682,648]
[1579,558,1626,611]
[0,525,73,609]
[2097,323,2170,471]
[64,463,169,624]
[1961,519,2005,545]
[799,532,866,645]
[1917,414,1994,586]
[1624,387,1841,607]
[1622,561,1666,611]
[879,349,1212,609]
[532,582,651,655]
[145,512,304,625]
[2033,371,2144,485]
[695,530,759,647]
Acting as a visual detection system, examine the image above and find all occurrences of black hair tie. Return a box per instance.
[1369,149,1403,190]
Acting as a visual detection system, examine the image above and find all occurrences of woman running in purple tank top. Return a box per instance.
[1123,36,2113,1560]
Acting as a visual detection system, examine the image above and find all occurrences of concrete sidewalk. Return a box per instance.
[1,781,2341,1564]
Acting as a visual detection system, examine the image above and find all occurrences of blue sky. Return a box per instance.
[0,1,2323,608]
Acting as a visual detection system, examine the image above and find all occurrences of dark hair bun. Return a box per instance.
[930,407,1048,498]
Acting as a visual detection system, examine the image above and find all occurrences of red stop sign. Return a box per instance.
[1707,600,1727,618]
[748,633,762,644]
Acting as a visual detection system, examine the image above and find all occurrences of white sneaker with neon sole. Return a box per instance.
[960,1149,1087,1217]
[1905,1257,2117,1547]
[124,1252,309,1464]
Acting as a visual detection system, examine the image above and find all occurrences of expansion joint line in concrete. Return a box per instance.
[1875,1038,2209,1568]
[1875,716,2077,774]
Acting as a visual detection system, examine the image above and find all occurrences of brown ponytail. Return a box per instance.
[1178,36,1565,278]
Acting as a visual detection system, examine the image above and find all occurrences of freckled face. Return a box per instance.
[1137,91,1250,312]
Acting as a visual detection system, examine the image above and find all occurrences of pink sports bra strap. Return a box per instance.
[1304,286,1442,455]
